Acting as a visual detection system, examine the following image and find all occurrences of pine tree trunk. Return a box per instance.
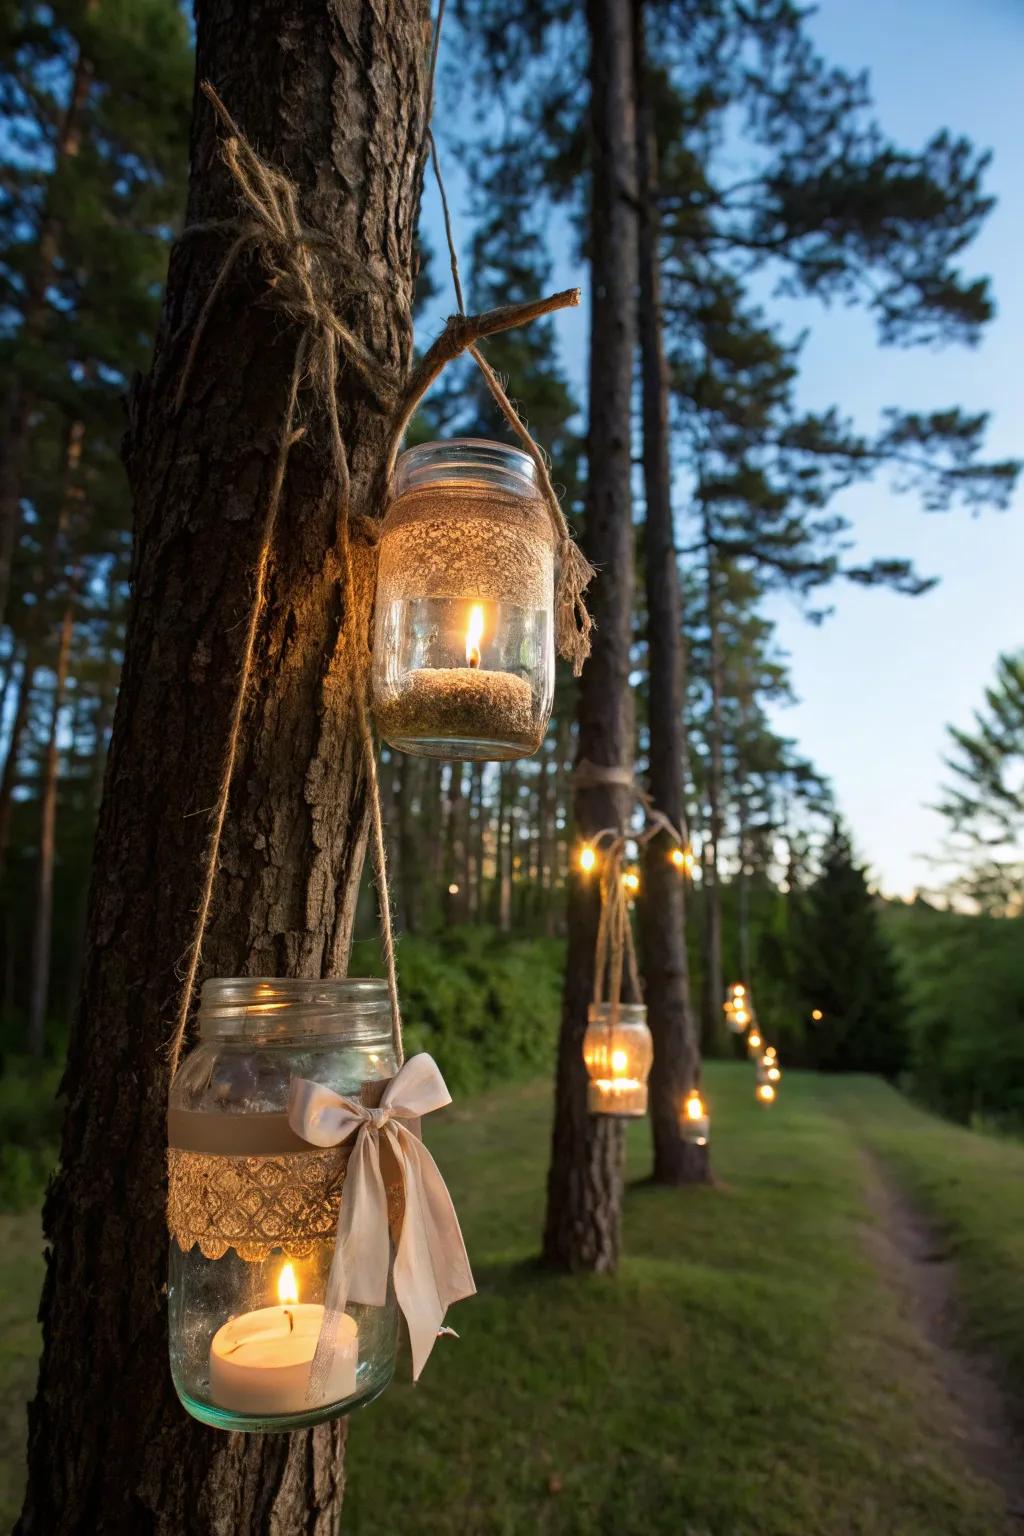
[444,762,469,923]
[499,765,515,931]
[469,759,485,919]
[27,599,74,1057]
[701,532,725,1055]
[738,786,751,984]
[65,678,116,1032]
[0,45,93,626]
[0,653,36,877]
[17,5,428,1530]
[634,0,708,1184]
[542,0,638,1274]
[397,755,421,934]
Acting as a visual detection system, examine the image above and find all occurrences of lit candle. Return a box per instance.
[208,1262,357,1416]
[682,1089,710,1145]
[466,602,484,668]
[376,599,537,753]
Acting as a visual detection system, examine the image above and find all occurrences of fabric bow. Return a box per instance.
[287,1052,475,1392]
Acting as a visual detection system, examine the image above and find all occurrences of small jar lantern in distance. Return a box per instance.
[372,439,556,761]
[167,978,400,1433]
[583,1002,653,1117]
[680,1087,710,1145]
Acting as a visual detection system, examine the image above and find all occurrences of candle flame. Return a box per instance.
[611,1048,628,1075]
[466,604,484,668]
[277,1262,299,1306]
[579,844,597,874]
[685,1091,705,1121]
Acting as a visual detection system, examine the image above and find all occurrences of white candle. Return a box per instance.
[209,1304,358,1415]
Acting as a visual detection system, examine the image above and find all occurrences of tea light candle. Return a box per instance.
[375,601,536,750]
[209,1265,357,1415]
[378,666,535,744]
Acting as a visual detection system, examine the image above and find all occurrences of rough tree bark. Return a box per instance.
[633,0,708,1184]
[542,0,638,1274]
[17,4,429,1531]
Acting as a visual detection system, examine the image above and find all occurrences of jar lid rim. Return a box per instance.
[587,1001,648,1023]
[198,977,390,1035]
[394,436,538,487]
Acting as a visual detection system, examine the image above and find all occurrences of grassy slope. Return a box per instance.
[823,1073,1024,1389]
[342,1066,1006,1536]
[0,1066,1018,1534]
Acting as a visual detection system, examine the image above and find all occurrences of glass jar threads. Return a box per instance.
[372,438,556,760]
[583,1002,653,1117]
[167,978,400,1433]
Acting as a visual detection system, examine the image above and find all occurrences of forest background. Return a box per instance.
[1,0,1023,1217]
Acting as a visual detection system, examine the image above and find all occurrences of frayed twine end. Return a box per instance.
[555,538,596,677]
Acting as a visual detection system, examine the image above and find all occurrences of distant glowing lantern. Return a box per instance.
[756,1082,776,1105]
[669,846,696,874]
[747,1028,762,1054]
[763,1046,777,1061]
[579,844,597,874]
[583,1003,653,1117]
[447,883,459,895]
[622,870,640,896]
[680,1088,710,1146]
[767,1065,781,1083]
[725,982,754,1033]
[811,1009,823,1022]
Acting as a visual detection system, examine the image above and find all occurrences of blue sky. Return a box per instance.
[423,0,1023,897]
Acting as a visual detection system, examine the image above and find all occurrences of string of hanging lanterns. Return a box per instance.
[578,820,706,1140]
[726,980,783,1109]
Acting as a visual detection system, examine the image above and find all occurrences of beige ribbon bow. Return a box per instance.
[287,1053,475,1394]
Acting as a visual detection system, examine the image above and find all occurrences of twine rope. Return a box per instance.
[167,24,593,1078]
[591,838,641,1016]
[415,19,594,676]
[168,82,404,1077]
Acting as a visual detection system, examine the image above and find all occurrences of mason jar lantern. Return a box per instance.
[167,978,401,1433]
[583,1002,653,1117]
[372,438,556,760]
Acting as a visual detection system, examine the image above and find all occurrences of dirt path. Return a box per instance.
[858,1147,1024,1525]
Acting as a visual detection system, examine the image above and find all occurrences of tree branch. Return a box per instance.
[384,287,582,487]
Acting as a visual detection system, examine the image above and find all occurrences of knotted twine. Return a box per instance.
[166,81,402,1078]
[572,759,688,1030]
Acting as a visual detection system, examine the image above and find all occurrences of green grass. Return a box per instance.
[0,1211,45,1531]
[823,1073,1024,1388]
[2,1066,1021,1533]
[342,1066,1010,1535]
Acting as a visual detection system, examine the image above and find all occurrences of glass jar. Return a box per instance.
[582,1002,653,1117]
[168,978,400,1433]
[679,1088,710,1146]
[372,438,556,760]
